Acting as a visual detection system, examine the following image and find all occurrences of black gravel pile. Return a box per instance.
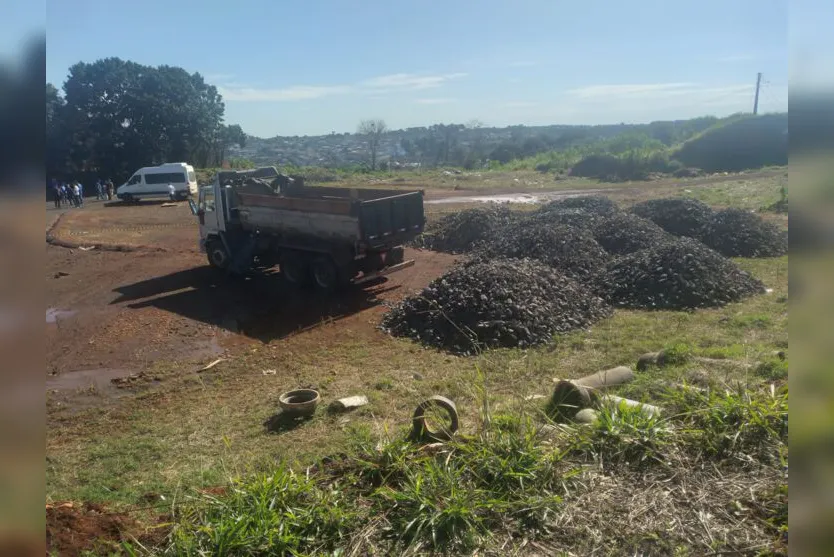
[629,198,715,238]
[596,237,765,310]
[592,213,670,255]
[475,221,610,280]
[524,207,603,232]
[380,258,612,354]
[538,195,619,216]
[416,206,520,254]
[699,208,788,257]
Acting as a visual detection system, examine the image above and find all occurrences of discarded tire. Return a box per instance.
[596,237,766,310]
[592,213,670,255]
[630,198,715,238]
[699,208,788,257]
[381,258,611,354]
[475,222,610,281]
[412,396,459,442]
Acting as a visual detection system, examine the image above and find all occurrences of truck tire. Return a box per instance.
[281,252,310,286]
[311,256,343,292]
[206,239,230,270]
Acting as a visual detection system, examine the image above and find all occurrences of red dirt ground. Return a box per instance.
[46,200,458,412]
[46,502,168,557]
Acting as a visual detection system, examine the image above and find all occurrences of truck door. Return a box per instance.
[198,185,223,239]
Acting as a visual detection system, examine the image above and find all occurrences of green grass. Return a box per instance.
[48,176,789,555]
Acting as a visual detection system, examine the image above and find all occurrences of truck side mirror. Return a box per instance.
[188,198,199,216]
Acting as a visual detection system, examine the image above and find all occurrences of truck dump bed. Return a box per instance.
[221,169,425,249]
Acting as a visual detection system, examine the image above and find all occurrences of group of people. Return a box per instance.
[51,178,115,208]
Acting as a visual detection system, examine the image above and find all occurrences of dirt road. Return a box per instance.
[46,200,458,413]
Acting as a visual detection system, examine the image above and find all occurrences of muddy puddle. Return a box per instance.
[425,188,611,205]
[46,308,77,324]
[46,367,138,392]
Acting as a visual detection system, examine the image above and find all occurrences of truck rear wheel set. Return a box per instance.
[282,253,345,293]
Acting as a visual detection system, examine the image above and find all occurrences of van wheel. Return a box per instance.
[206,240,230,270]
[311,256,343,293]
[281,253,310,286]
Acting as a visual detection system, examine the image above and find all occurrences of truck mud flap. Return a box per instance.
[353,259,415,285]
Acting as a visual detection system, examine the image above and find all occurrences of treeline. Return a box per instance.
[46,58,246,184]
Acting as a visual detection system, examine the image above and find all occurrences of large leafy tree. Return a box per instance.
[47,58,228,182]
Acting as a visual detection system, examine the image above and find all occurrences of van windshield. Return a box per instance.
[146,172,186,185]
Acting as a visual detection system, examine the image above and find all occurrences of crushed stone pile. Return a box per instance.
[381,258,612,354]
[591,213,671,255]
[595,237,765,310]
[538,195,620,216]
[524,207,604,231]
[699,208,788,257]
[475,221,610,280]
[629,198,715,238]
[415,206,520,254]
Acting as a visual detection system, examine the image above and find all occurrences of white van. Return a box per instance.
[116,162,198,202]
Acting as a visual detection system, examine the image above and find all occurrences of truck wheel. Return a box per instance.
[281,253,310,286]
[206,240,230,270]
[311,256,343,292]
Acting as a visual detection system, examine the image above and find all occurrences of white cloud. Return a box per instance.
[218,84,352,102]
[219,71,467,102]
[361,72,467,90]
[415,98,456,105]
[568,82,697,99]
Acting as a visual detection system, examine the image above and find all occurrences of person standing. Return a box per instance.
[53,182,62,208]
[72,182,81,208]
[77,181,84,207]
[106,179,114,201]
[96,180,103,200]
[168,183,176,201]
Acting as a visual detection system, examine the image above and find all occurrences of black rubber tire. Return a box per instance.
[311,256,341,292]
[206,239,230,270]
[281,252,310,286]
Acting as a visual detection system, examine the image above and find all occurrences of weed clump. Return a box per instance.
[381,258,611,354]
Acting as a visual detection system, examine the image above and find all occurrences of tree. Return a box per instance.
[357,119,387,170]
[47,58,227,182]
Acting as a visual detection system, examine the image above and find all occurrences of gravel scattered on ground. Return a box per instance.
[595,237,766,310]
[381,258,612,354]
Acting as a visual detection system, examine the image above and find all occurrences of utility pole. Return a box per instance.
[753,72,762,115]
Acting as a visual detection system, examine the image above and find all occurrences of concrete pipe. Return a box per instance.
[573,366,635,391]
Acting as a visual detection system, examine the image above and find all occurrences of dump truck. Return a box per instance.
[188,166,425,291]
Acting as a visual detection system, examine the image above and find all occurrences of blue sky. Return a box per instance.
[39,0,793,137]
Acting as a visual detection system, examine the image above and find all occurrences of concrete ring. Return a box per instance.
[412,395,459,442]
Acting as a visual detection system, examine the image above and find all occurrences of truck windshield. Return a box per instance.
[199,187,215,212]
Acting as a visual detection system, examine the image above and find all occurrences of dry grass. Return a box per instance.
[45,173,789,555]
